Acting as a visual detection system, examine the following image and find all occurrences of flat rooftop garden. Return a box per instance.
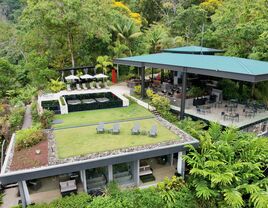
[53,102,152,129]
[55,118,179,159]
[53,103,180,159]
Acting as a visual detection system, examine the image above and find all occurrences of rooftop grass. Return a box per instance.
[54,118,179,159]
[53,102,153,129]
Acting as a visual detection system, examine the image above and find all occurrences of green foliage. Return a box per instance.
[218,79,239,100]
[9,107,25,131]
[184,122,268,207]
[134,85,141,95]
[95,56,113,74]
[137,0,163,25]
[40,110,54,129]
[146,88,154,99]
[151,94,170,112]
[48,79,65,93]
[0,58,16,97]
[187,86,204,98]
[16,126,46,150]
[31,101,40,124]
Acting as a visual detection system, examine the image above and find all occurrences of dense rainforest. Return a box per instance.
[0,0,268,207]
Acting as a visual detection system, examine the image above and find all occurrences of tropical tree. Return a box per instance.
[0,58,16,97]
[184,123,268,208]
[95,56,113,74]
[20,0,112,68]
[144,23,174,53]
[110,18,142,55]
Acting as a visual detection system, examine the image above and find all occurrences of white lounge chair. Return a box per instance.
[76,84,81,90]
[67,84,72,91]
[104,81,109,89]
[96,82,101,89]
[82,83,88,90]
[90,82,95,89]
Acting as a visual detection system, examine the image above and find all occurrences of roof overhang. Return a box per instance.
[0,139,198,185]
[114,53,268,83]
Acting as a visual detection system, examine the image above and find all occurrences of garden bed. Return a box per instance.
[10,139,48,171]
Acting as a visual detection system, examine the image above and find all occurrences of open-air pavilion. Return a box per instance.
[114,52,268,133]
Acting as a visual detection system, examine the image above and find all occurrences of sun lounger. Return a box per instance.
[96,82,101,89]
[76,84,81,90]
[95,98,109,103]
[131,123,140,135]
[104,82,109,89]
[82,83,88,90]
[90,82,95,89]
[96,122,105,134]
[149,125,157,137]
[67,99,81,105]
[111,123,120,134]
[82,99,96,104]
[67,84,72,91]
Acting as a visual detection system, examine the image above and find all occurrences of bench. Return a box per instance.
[139,165,153,176]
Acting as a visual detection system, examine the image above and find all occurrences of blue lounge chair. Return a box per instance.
[131,123,140,135]
[111,123,120,134]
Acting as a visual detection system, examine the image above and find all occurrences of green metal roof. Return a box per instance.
[162,46,225,54]
[114,53,268,83]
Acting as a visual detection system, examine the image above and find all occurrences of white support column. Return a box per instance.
[80,170,87,193]
[116,64,119,81]
[108,165,113,182]
[170,153,174,167]
[177,151,186,178]
[18,181,31,208]
[133,160,140,186]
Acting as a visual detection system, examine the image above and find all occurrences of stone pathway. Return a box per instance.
[22,104,32,129]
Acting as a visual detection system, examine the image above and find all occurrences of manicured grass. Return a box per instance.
[53,102,153,129]
[54,118,179,159]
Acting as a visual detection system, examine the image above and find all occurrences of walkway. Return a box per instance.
[1,105,33,208]
[22,105,32,129]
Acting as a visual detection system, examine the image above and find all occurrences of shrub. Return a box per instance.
[134,85,141,95]
[40,110,54,129]
[31,101,40,124]
[16,126,46,150]
[151,94,170,112]
[187,86,204,98]
[146,88,154,100]
[9,107,25,131]
[48,78,65,93]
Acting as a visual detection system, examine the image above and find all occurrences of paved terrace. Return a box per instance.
[169,101,268,129]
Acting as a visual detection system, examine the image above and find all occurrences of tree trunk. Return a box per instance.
[67,31,75,67]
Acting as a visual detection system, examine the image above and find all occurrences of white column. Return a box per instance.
[133,160,140,186]
[80,170,87,192]
[116,64,119,80]
[108,165,113,182]
[170,153,174,167]
[177,151,186,178]
[18,181,31,208]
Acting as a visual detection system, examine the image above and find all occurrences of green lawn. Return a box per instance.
[54,118,179,159]
[53,103,153,129]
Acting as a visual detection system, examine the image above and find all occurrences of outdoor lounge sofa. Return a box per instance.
[59,180,77,197]
[111,123,120,134]
[149,125,157,137]
[96,122,105,133]
[131,123,140,135]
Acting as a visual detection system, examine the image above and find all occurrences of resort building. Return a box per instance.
[1,46,268,207]
[115,46,268,136]
[0,83,198,207]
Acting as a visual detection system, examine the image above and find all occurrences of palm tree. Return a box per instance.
[110,18,142,55]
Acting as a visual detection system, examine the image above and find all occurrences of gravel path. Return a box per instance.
[21,104,32,129]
